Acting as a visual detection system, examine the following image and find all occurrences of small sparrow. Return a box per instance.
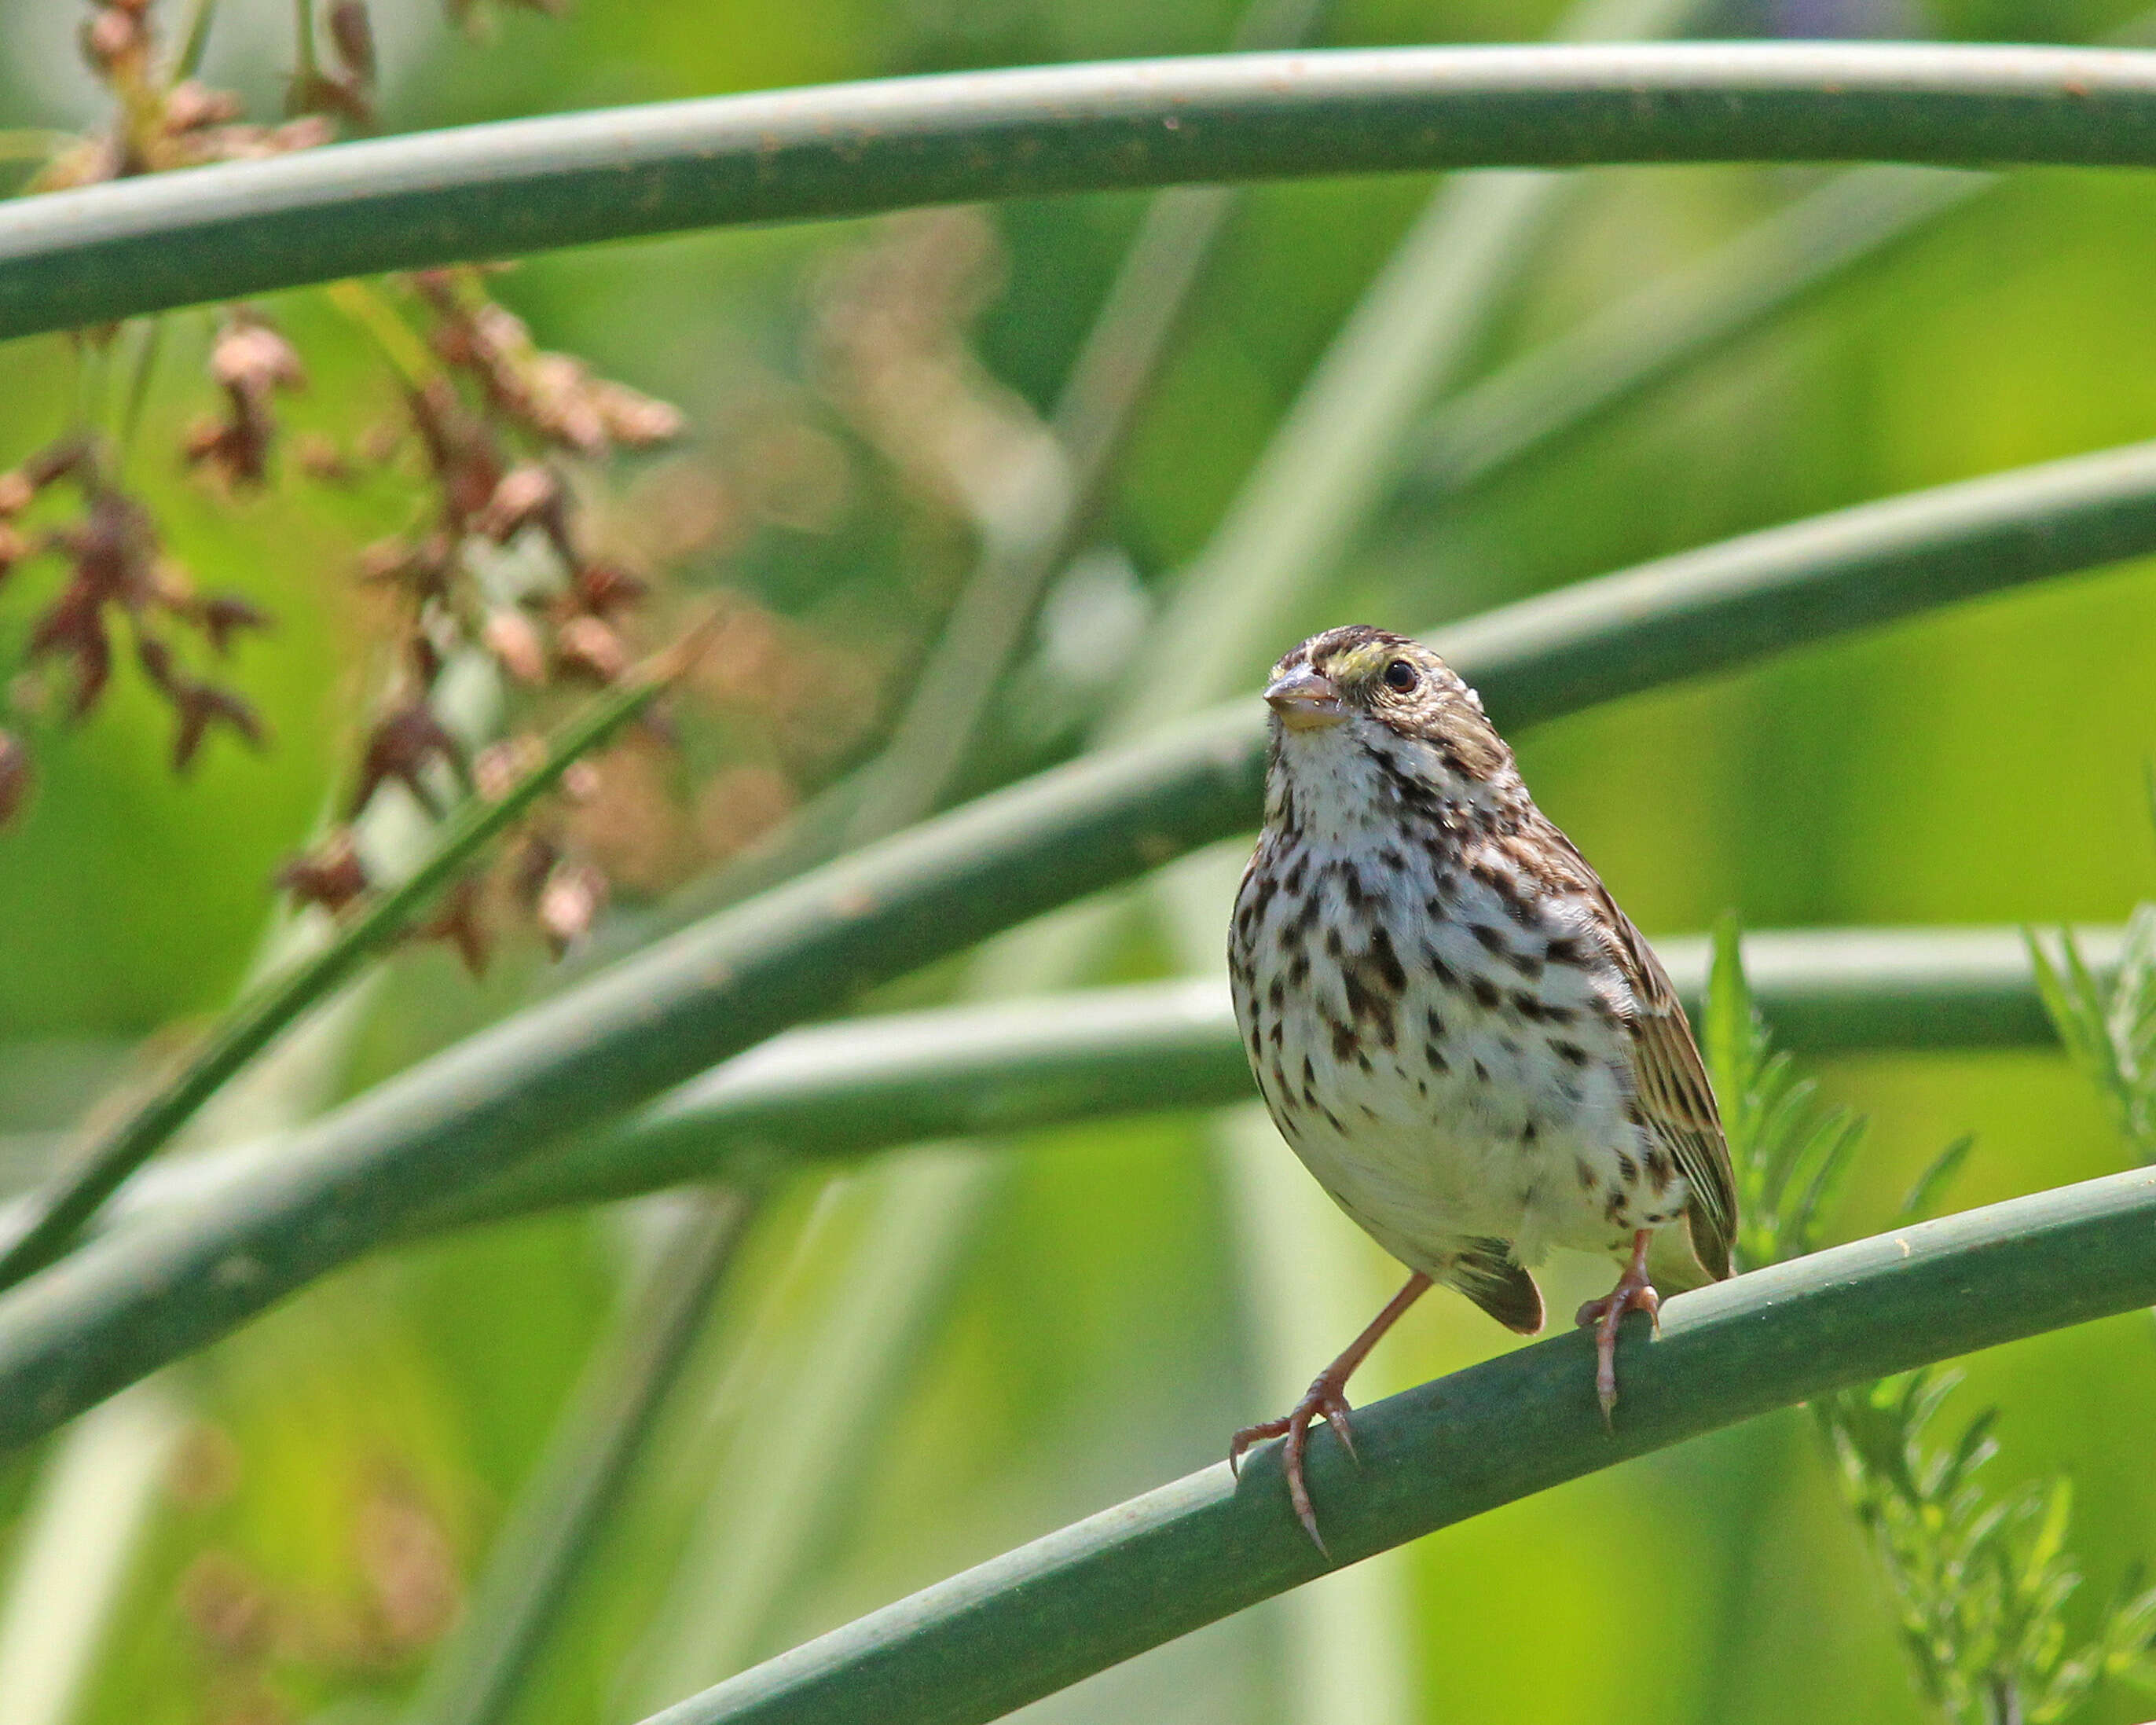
[1226,626,1736,1550]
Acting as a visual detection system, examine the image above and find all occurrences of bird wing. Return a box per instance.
[1523,817,1738,1283]
[1604,901,1737,1283]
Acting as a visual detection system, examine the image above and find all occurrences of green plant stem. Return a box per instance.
[13,45,2156,339]
[172,0,221,80]
[1435,436,2156,732]
[402,1191,755,1725]
[390,919,2136,1226]
[0,436,2149,1448]
[1395,163,1986,505]
[114,315,165,474]
[630,1161,2156,1725]
[0,651,680,1293]
[25,921,2113,1253]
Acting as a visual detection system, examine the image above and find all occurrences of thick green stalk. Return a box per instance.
[0,440,2148,1451]
[60,920,2099,1242]
[0,652,677,1291]
[634,1162,2156,1725]
[434,920,2130,1222]
[13,46,2156,339]
[1435,436,2156,731]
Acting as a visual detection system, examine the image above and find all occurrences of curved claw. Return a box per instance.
[1575,1228,1663,1426]
[1225,1272,1433,1555]
[1227,1373,1359,1555]
[1227,1414,1289,1478]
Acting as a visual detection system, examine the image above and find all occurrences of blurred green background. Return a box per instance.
[6,1,2156,1722]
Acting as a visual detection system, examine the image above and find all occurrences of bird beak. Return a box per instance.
[1264,666,1346,731]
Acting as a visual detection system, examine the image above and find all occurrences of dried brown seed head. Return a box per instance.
[28,583,112,718]
[592,380,685,448]
[211,314,306,397]
[328,1,378,80]
[480,610,548,684]
[198,595,271,655]
[178,1550,277,1664]
[471,733,546,800]
[418,875,490,975]
[82,7,147,72]
[573,560,647,616]
[278,831,370,913]
[171,681,268,772]
[555,615,626,684]
[475,463,562,544]
[352,703,463,816]
[559,758,601,803]
[293,432,355,484]
[355,1473,460,1655]
[162,81,244,134]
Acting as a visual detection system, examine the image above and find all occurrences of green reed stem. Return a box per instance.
[632,1161,2156,1725]
[12,45,2156,339]
[10,920,2111,1277]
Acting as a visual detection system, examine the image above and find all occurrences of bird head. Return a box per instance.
[1261,626,1520,831]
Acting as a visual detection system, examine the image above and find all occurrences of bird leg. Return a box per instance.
[1575,1228,1660,1424]
[1229,1271,1432,1553]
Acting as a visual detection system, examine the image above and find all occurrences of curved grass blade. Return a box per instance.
[14,46,2156,339]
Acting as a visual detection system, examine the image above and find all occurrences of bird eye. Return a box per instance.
[1382,659,1417,692]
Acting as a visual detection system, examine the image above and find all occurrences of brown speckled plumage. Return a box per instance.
[1226,626,1736,1549]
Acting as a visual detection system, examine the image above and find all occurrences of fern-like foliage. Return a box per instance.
[1704,913,1875,1274]
[1706,919,2156,1725]
[2028,905,2156,1164]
